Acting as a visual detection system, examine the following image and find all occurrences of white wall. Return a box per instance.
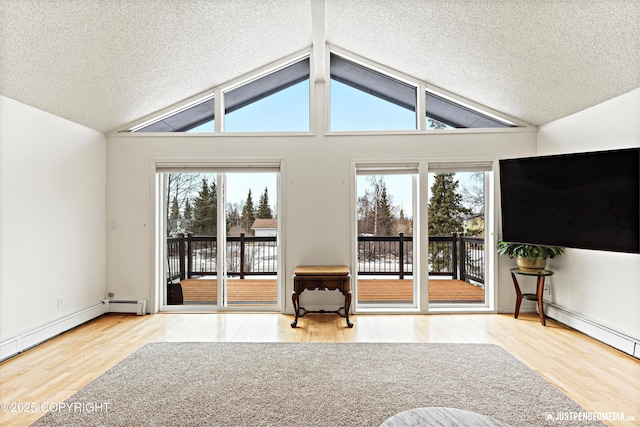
[1,84,634,352]
[0,96,106,347]
[537,88,640,342]
[106,130,537,313]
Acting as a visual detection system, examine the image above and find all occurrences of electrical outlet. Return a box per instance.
[57,297,64,309]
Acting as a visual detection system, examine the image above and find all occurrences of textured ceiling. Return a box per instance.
[327,0,640,127]
[0,0,312,133]
[1,0,639,133]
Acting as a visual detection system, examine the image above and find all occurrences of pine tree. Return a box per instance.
[365,177,394,236]
[183,198,193,220]
[240,189,255,235]
[192,178,217,236]
[357,176,399,236]
[168,196,180,235]
[256,187,273,219]
[209,180,218,230]
[428,173,471,236]
[376,185,394,236]
[226,202,241,234]
[428,173,471,272]
[394,208,413,235]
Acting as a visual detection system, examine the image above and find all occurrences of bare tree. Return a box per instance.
[461,172,485,214]
[166,173,202,235]
[358,176,396,236]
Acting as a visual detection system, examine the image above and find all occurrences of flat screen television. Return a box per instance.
[499,148,639,254]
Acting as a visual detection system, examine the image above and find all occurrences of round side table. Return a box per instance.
[510,267,554,326]
[381,407,511,427]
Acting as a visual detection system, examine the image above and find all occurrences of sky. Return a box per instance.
[357,172,483,218]
[182,77,483,216]
[225,172,277,211]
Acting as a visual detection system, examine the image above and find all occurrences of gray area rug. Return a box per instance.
[32,342,603,426]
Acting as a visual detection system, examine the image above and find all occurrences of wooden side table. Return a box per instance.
[291,266,352,328]
[510,267,554,326]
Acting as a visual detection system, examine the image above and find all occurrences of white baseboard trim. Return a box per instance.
[0,301,106,361]
[544,302,639,358]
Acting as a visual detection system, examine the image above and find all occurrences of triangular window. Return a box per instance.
[128,50,517,133]
[224,58,309,132]
[135,97,214,132]
[426,92,512,129]
[132,57,309,133]
[330,53,417,131]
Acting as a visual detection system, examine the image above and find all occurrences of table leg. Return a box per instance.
[510,272,523,319]
[536,276,546,326]
[291,291,300,328]
[344,291,353,328]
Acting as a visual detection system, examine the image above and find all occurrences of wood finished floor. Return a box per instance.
[0,313,638,426]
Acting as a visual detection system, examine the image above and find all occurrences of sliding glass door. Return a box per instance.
[161,167,279,309]
[224,173,278,307]
[426,164,492,307]
[166,173,218,305]
[355,168,417,308]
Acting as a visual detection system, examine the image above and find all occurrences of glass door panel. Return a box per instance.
[224,172,278,307]
[163,170,279,309]
[165,173,218,305]
[356,174,415,307]
[427,171,487,305]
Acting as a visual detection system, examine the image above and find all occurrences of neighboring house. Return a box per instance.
[172,218,192,236]
[463,213,484,237]
[252,219,277,237]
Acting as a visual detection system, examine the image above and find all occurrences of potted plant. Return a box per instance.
[497,241,564,271]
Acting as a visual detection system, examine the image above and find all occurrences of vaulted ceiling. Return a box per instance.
[1,0,638,133]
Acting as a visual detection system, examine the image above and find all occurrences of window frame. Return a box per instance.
[352,161,421,313]
[121,46,529,135]
[155,159,285,313]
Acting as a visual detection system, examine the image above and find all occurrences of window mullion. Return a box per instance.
[217,172,226,306]
[417,83,426,131]
[215,88,223,132]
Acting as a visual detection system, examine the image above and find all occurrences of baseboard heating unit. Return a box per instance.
[104,299,147,315]
[545,302,639,359]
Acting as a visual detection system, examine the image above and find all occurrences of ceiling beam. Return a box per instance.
[311,0,326,83]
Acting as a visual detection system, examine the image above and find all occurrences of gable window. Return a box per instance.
[426,92,512,129]
[330,53,417,131]
[136,97,214,133]
[127,50,521,134]
[223,58,310,132]
[133,57,310,133]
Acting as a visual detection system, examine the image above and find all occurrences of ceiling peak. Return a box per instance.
[311,0,326,83]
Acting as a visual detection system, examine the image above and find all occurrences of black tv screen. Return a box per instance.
[499,148,639,254]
